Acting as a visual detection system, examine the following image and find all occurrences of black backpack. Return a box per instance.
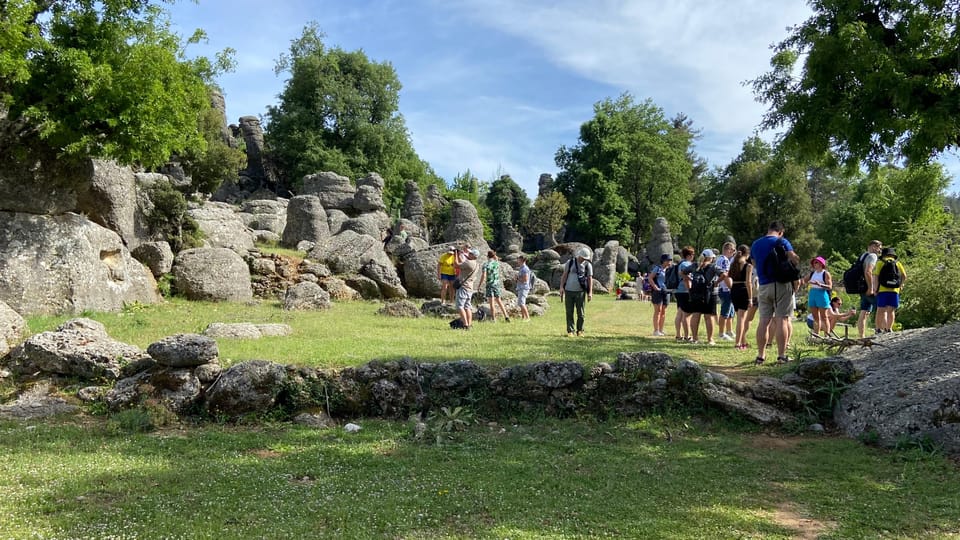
[878,258,902,288]
[688,266,713,303]
[765,239,801,283]
[842,253,869,294]
[664,264,681,290]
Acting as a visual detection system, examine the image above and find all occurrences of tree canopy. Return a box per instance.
[554,93,693,248]
[265,23,438,209]
[1,0,230,169]
[751,0,960,166]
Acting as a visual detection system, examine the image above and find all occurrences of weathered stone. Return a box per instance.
[194,362,223,384]
[493,362,584,399]
[647,218,675,264]
[301,171,356,211]
[151,368,202,413]
[147,334,219,368]
[0,300,26,357]
[76,159,139,249]
[592,241,620,291]
[377,299,423,318]
[319,277,362,301]
[131,241,175,278]
[6,318,149,380]
[344,274,382,300]
[187,202,255,254]
[702,384,794,425]
[172,248,253,302]
[204,360,287,417]
[283,282,332,311]
[241,199,287,234]
[282,195,329,248]
[0,212,160,315]
[204,323,263,339]
[443,199,489,250]
[308,230,404,297]
[748,377,810,411]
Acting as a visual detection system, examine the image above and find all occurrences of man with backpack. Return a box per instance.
[750,221,801,365]
[873,246,906,334]
[684,249,721,345]
[559,247,593,337]
[851,240,883,338]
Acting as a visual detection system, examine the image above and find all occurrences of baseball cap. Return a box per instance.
[701,249,715,258]
[660,253,672,262]
[467,248,480,257]
[576,247,591,259]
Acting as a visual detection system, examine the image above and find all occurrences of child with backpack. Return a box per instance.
[873,247,906,333]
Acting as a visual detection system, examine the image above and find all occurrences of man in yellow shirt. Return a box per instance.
[872,247,907,333]
[437,248,458,305]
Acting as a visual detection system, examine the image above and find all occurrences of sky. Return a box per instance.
[167,0,960,198]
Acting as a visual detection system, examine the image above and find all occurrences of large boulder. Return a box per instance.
[308,230,405,298]
[647,217,675,264]
[301,171,356,212]
[282,195,329,248]
[282,282,332,311]
[592,241,620,291]
[240,199,287,235]
[131,241,174,278]
[204,360,287,417]
[353,173,387,212]
[172,248,253,302]
[399,243,459,298]
[0,300,26,357]
[75,159,139,250]
[5,318,150,380]
[835,324,960,454]
[187,202,255,254]
[0,212,161,315]
[147,334,219,368]
[443,199,488,250]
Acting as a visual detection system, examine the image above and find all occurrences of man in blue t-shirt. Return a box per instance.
[750,221,800,365]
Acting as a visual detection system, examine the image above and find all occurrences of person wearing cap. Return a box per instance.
[453,247,481,329]
[856,240,883,338]
[647,253,673,336]
[683,248,721,345]
[559,247,593,337]
[716,241,737,341]
[873,246,906,333]
[803,255,833,335]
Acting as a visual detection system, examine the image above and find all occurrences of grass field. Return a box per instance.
[5,295,959,539]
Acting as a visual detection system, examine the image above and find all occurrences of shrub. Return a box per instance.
[897,219,960,328]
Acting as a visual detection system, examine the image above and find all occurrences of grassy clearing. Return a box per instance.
[26,295,814,374]
[10,296,959,538]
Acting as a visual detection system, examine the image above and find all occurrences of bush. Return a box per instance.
[896,219,960,328]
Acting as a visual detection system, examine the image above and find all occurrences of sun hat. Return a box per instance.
[576,247,591,259]
[811,256,827,267]
[701,249,715,258]
[881,247,897,258]
[660,253,672,262]
[467,248,480,257]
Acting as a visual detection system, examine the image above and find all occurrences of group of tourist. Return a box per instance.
[440,246,535,330]
[649,222,906,364]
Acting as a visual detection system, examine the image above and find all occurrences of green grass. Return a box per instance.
[26,295,817,373]
[1,415,958,539]
[12,297,956,538]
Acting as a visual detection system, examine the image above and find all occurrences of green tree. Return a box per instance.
[178,92,246,195]
[1,1,230,168]
[751,0,960,166]
[485,174,530,229]
[722,138,821,258]
[858,163,951,247]
[897,217,960,327]
[265,23,437,208]
[554,93,692,248]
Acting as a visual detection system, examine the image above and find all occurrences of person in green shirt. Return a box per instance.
[479,250,510,323]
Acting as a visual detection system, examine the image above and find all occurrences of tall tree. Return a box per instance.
[751,0,960,166]
[265,23,437,208]
[554,93,692,248]
[485,174,530,229]
[1,0,229,168]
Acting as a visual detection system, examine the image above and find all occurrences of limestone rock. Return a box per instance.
[0,300,26,357]
[301,171,356,211]
[241,199,287,234]
[131,241,174,278]
[172,248,253,302]
[283,282,332,311]
[377,299,423,318]
[282,195,329,248]
[187,202,255,254]
[204,360,287,417]
[147,334,219,368]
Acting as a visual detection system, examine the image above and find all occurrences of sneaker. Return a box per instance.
[566,332,574,337]
[706,341,716,346]
[675,336,684,342]
[505,317,511,323]
[576,331,584,337]
[720,333,734,341]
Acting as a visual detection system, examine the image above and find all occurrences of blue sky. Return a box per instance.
[168,0,960,198]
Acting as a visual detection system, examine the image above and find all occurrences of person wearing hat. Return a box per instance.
[453,247,481,329]
[803,255,833,335]
[873,246,906,333]
[559,247,593,336]
[683,248,721,345]
[647,253,673,336]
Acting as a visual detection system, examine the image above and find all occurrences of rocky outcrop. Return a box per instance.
[0,212,160,315]
[203,323,294,339]
[302,172,356,212]
[647,217,675,264]
[147,334,219,368]
[443,200,488,250]
[308,230,405,299]
[592,241,620,291]
[834,324,960,454]
[172,247,253,302]
[5,318,150,380]
[282,195,329,248]
[240,199,287,235]
[204,360,288,417]
[131,241,175,278]
[0,300,26,357]
[76,159,139,250]
[187,202,255,254]
[282,282,332,311]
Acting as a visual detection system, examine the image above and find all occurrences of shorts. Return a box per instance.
[859,294,877,312]
[485,283,502,297]
[440,273,457,282]
[808,288,831,309]
[877,291,900,309]
[455,287,473,309]
[718,290,734,318]
[516,287,529,306]
[731,287,750,311]
[674,292,691,313]
[690,294,718,316]
[651,290,670,305]
[758,282,795,319]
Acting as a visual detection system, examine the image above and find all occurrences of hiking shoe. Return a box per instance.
[720,333,734,341]
[576,331,584,337]
[675,336,684,342]
[706,341,717,346]
[566,332,575,337]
